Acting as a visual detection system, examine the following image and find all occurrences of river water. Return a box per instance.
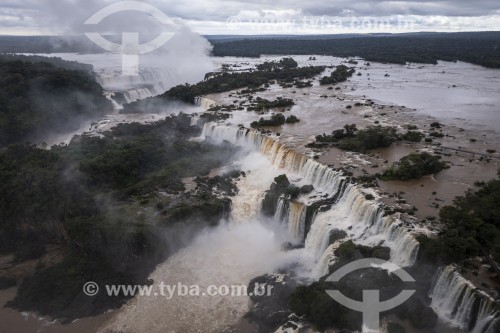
[2,52,499,333]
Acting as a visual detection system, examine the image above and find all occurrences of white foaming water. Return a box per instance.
[302,183,419,275]
[101,150,298,333]
[301,159,346,194]
[287,201,307,243]
[195,96,217,110]
[202,123,420,275]
[430,266,499,333]
[102,121,422,332]
[273,197,307,244]
[230,152,278,223]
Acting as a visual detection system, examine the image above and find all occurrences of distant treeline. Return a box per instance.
[0,35,104,54]
[211,32,500,68]
[3,32,499,68]
[0,54,93,72]
[0,55,112,146]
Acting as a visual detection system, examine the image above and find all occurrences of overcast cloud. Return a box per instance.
[0,0,499,35]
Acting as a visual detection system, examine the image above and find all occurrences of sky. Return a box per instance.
[0,0,499,36]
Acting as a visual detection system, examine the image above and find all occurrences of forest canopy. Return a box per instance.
[0,56,112,146]
[0,115,239,319]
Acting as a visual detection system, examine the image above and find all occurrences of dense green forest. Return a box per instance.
[418,178,500,265]
[0,56,112,146]
[212,32,500,68]
[0,114,239,319]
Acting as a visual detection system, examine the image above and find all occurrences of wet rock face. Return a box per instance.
[387,322,406,333]
[328,229,347,244]
[245,274,299,333]
[261,174,292,217]
[288,264,436,332]
[328,240,392,274]
[0,276,16,290]
[394,296,438,330]
[261,174,315,218]
[300,184,314,194]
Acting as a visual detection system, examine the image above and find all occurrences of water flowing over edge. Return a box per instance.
[201,122,420,271]
[430,265,499,333]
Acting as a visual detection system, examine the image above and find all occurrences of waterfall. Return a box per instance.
[430,266,499,333]
[274,196,288,223]
[95,66,178,93]
[273,196,307,244]
[100,120,426,333]
[122,87,157,103]
[303,183,419,272]
[103,91,122,110]
[301,159,345,194]
[94,66,184,105]
[287,201,306,243]
[202,123,307,173]
[202,122,420,271]
[190,114,202,127]
[195,97,217,110]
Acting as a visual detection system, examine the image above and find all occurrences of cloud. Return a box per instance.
[0,0,499,35]
[301,0,500,17]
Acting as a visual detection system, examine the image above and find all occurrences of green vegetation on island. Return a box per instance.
[123,59,325,112]
[319,64,356,85]
[380,152,448,181]
[312,124,398,152]
[250,114,301,128]
[256,57,298,71]
[402,130,425,142]
[247,97,295,111]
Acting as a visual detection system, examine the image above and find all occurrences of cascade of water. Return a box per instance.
[96,67,178,92]
[123,88,157,103]
[202,122,420,271]
[287,201,307,243]
[273,196,307,243]
[94,66,184,105]
[430,266,499,333]
[301,159,345,194]
[195,97,217,110]
[190,114,202,127]
[274,196,289,223]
